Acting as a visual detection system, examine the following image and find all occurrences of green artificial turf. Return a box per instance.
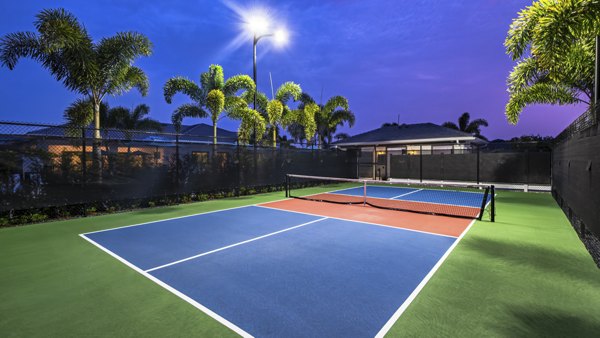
[1,189,598,337]
[388,191,600,337]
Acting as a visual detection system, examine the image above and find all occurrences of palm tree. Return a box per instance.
[442,112,488,140]
[298,93,355,148]
[243,82,302,147]
[164,64,263,145]
[504,1,597,123]
[0,9,152,177]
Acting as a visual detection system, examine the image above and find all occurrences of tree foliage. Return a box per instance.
[0,8,152,176]
[504,0,599,123]
[163,64,259,145]
[296,93,355,147]
[442,112,489,140]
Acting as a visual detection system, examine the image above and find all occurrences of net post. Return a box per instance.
[363,180,367,206]
[285,174,289,198]
[478,185,490,221]
[491,185,495,222]
[419,145,423,183]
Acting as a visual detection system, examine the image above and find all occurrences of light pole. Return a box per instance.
[246,13,288,147]
[252,32,274,147]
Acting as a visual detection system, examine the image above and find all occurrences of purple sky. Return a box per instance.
[0,0,585,140]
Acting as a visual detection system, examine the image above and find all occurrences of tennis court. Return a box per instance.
[80,175,494,337]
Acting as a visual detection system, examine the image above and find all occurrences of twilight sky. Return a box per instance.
[0,0,585,140]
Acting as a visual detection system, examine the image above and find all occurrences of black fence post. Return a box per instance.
[419,145,423,182]
[476,145,480,184]
[285,174,289,198]
[175,133,181,194]
[236,138,241,197]
[491,185,496,222]
[81,127,87,183]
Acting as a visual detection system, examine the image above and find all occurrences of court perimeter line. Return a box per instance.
[145,217,328,273]
[79,234,253,338]
[255,204,458,239]
[374,218,477,338]
[390,188,423,199]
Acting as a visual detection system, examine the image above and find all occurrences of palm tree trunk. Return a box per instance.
[92,100,102,182]
[272,127,277,148]
[212,119,217,155]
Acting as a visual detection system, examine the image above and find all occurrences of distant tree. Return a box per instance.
[164,64,263,145]
[442,112,488,140]
[0,8,152,178]
[381,122,399,127]
[504,0,597,123]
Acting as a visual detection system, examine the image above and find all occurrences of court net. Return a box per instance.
[285,174,495,221]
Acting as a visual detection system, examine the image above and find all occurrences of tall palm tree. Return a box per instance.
[504,0,597,123]
[298,93,355,148]
[442,112,488,140]
[164,64,262,145]
[0,9,152,177]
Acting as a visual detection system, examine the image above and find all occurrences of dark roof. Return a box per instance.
[27,122,238,144]
[334,123,487,146]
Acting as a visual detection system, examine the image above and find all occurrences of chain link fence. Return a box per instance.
[0,121,355,224]
[551,108,600,266]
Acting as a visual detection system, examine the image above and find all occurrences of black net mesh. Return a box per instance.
[286,174,494,221]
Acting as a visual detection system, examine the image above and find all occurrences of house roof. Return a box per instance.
[334,123,487,147]
[27,122,238,144]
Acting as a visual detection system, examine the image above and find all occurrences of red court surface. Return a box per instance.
[259,198,472,237]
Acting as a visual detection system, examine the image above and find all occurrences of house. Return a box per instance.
[333,123,487,179]
[23,122,239,169]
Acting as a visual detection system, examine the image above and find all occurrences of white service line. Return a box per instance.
[79,234,253,338]
[255,205,457,239]
[145,217,328,273]
[390,188,423,199]
[374,217,477,338]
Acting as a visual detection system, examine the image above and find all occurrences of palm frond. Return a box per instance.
[506,82,582,124]
[275,81,301,103]
[35,8,91,52]
[163,77,203,104]
[63,97,94,127]
[0,32,42,69]
[223,74,254,97]
[322,96,349,115]
[171,103,208,130]
[200,64,224,91]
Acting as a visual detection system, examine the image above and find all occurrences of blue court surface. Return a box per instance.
[82,205,459,337]
[331,185,489,208]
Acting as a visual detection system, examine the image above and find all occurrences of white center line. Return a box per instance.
[145,217,328,273]
[390,188,423,199]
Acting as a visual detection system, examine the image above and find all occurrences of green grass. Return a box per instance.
[1,189,598,337]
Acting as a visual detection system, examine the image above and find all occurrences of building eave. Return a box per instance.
[334,136,481,147]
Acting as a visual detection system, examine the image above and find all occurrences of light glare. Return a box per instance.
[245,10,270,35]
[273,28,289,46]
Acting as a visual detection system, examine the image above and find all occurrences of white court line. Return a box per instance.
[79,234,253,338]
[255,205,457,239]
[145,217,327,272]
[82,204,259,236]
[390,188,423,199]
[374,217,477,338]
[375,198,494,337]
